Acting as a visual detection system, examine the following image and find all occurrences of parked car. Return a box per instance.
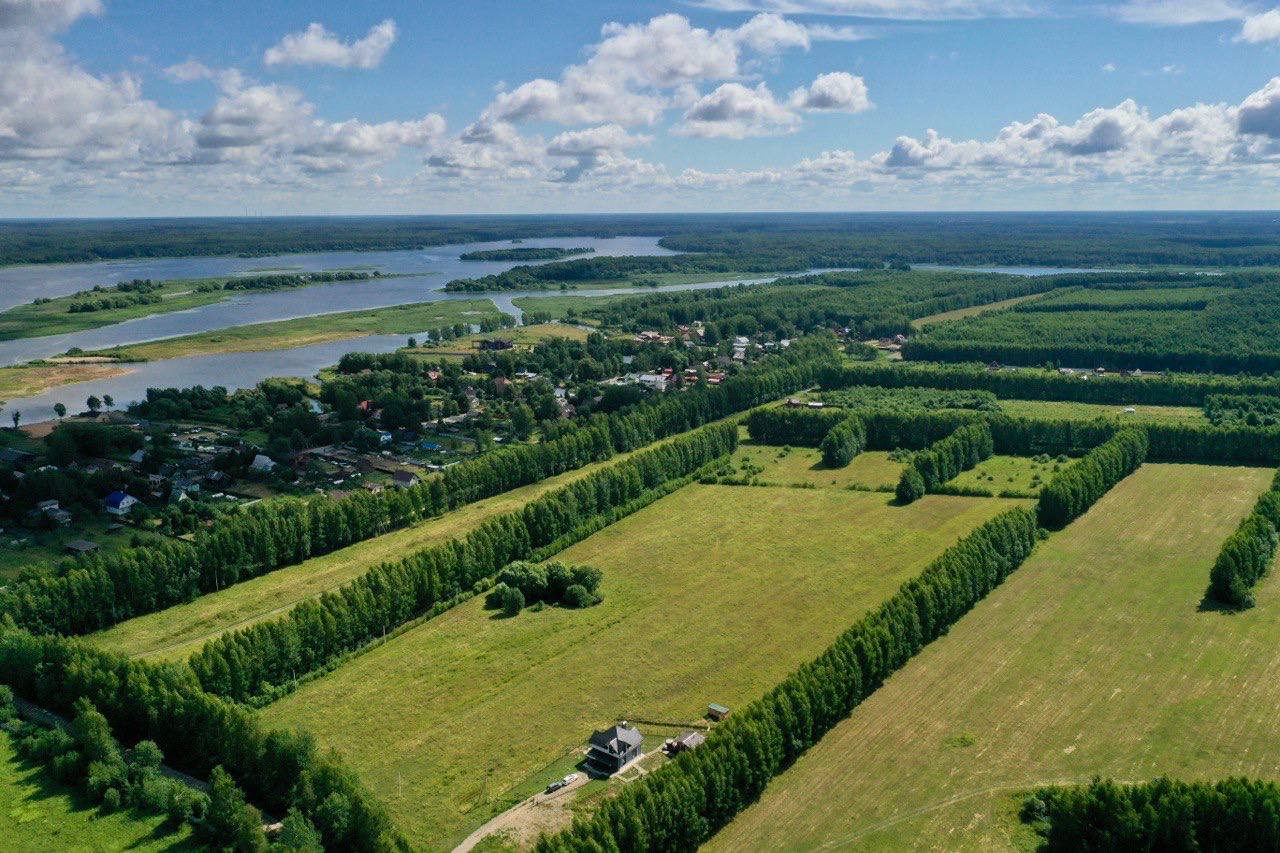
[545,773,579,794]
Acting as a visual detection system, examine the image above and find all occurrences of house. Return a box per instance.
[377,431,394,446]
[585,724,643,775]
[250,454,277,473]
[46,508,73,527]
[666,731,706,756]
[37,499,61,513]
[129,449,147,464]
[104,491,139,516]
[391,470,420,488]
[0,448,36,471]
[64,539,101,556]
[707,703,731,722]
[363,482,384,495]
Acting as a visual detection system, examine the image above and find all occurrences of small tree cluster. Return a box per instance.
[1037,428,1148,528]
[7,693,213,842]
[895,423,994,504]
[1208,473,1280,609]
[819,416,867,468]
[485,561,603,615]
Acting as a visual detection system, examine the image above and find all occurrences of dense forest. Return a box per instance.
[7,212,1280,267]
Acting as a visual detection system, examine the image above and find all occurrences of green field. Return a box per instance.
[260,484,1021,850]
[728,442,904,490]
[86,299,505,361]
[89,449,660,661]
[0,732,195,852]
[0,517,170,583]
[407,322,591,359]
[910,293,1048,328]
[512,293,631,322]
[998,397,1205,423]
[708,462,1275,852]
[0,362,132,405]
[945,454,1069,496]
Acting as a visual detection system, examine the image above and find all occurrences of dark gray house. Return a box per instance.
[585,724,643,775]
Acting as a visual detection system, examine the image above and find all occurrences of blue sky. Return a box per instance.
[5,0,1280,214]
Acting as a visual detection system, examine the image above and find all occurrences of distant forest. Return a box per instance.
[4,212,1280,267]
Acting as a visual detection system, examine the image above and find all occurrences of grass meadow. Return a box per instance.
[728,442,905,490]
[0,732,195,852]
[260,484,1020,850]
[708,462,1276,852]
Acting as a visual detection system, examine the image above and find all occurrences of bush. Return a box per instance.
[563,584,596,609]
[820,417,867,468]
[896,467,926,504]
[501,586,526,617]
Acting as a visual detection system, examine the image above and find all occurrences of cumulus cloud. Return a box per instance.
[0,0,101,30]
[1238,8,1280,41]
[264,19,397,69]
[676,82,802,138]
[481,13,843,128]
[789,71,873,112]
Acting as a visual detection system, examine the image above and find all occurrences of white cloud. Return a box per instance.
[1101,62,1117,72]
[691,0,1035,20]
[264,19,397,69]
[676,82,802,138]
[1112,0,1249,25]
[480,13,833,127]
[789,71,873,112]
[0,0,100,30]
[1238,8,1280,41]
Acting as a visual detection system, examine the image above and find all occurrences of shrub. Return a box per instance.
[501,586,526,617]
[896,468,926,504]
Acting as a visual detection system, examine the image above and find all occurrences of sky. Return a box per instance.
[5,0,1280,215]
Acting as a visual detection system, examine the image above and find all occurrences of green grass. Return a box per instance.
[89,450,651,662]
[728,442,904,490]
[945,454,1070,496]
[911,293,1049,329]
[708,462,1276,852]
[998,397,1206,423]
[0,731,195,852]
[0,362,133,404]
[0,278,238,341]
[511,294,631,322]
[0,519,169,583]
[87,300,505,361]
[259,484,1021,850]
[407,322,591,359]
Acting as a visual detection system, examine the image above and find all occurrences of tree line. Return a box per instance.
[1037,428,1148,529]
[187,423,737,704]
[821,360,1280,408]
[1208,470,1280,609]
[0,628,402,851]
[895,423,994,505]
[1023,776,1280,851]
[0,342,835,638]
[820,417,866,468]
[536,506,1040,851]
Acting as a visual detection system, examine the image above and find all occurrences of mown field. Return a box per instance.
[260,484,1022,850]
[945,454,1067,496]
[0,732,195,852]
[86,299,505,361]
[89,448,658,661]
[0,362,132,405]
[998,397,1205,423]
[910,293,1048,328]
[708,462,1275,852]
[727,442,904,490]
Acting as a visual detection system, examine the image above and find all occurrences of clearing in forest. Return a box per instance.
[260,484,1019,850]
[708,462,1275,852]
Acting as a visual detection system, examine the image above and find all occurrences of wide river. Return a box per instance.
[0,244,1100,422]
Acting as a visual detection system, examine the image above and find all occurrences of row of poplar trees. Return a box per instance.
[188,423,738,703]
[1208,469,1280,609]
[1036,429,1147,528]
[0,340,836,637]
[536,507,1040,852]
[896,423,994,504]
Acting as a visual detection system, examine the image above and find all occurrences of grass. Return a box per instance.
[728,442,904,490]
[708,462,1276,852]
[89,449,653,662]
[0,278,236,341]
[259,484,1021,850]
[512,294,631,322]
[407,322,591,358]
[911,293,1049,329]
[0,518,169,583]
[0,362,133,404]
[945,454,1070,496]
[999,398,1206,423]
[86,300,505,361]
[0,731,195,852]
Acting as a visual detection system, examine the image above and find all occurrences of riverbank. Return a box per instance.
[83,299,507,362]
[0,362,133,404]
[0,271,387,342]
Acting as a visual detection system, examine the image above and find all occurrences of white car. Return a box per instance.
[545,773,579,793]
